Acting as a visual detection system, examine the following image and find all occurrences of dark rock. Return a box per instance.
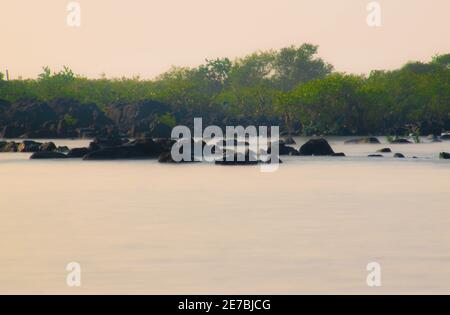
[1,125,25,138]
[283,137,296,145]
[88,142,101,152]
[39,142,57,152]
[149,122,172,138]
[158,151,200,163]
[442,134,450,140]
[0,99,112,139]
[345,137,380,144]
[106,100,171,137]
[154,138,176,152]
[67,147,90,158]
[439,152,450,159]
[265,142,299,156]
[217,139,250,147]
[390,138,412,144]
[83,139,165,160]
[263,156,283,164]
[332,152,346,157]
[30,151,68,159]
[215,150,259,166]
[377,148,392,153]
[394,153,405,158]
[368,154,383,157]
[56,146,70,153]
[279,143,299,156]
[18,140,43,153]
[0,142,18,152]
[299,138,335,156]
[93,137,126,148]
[20,129,57,139]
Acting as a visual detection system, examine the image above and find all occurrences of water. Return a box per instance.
[1,137,450,294]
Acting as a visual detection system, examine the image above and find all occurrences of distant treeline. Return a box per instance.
[1,44,449,136]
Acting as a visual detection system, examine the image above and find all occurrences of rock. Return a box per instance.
[263,156,283,164]
[1,125,25,138]
[390,138,412,144]
[283,137,296,145]
[345,137,380,144]
[83,139,165,160]
[368,154,383,157]
[439,152,450,159]
[39,142,57,152]
[154,138,176,152]
[93,137,126,148]
[88,142,101,152]
[377,148,392,153]
[278,144,299,156]
[106,100,171,137]
[264,142,298,156]
[332,152,346,157]
[30,151,68,159]
[299,138,335,156]
[56,146,70,153]
[441,134,450,140]
[215,150,259,166]
[217,139,250,147]
[0,142,18,152]
[18,140,42,153]
[67,147,90,158]
[20,129,57,139]
[157,151,200,163]
[149,122,172,138]
[0,99,112,139]
[394,153,405,158]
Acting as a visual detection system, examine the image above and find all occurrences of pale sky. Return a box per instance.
[0,0,449,79]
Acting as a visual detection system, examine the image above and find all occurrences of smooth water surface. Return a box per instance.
[1,137,449,294]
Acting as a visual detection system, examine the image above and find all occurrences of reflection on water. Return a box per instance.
[0,137,449,294]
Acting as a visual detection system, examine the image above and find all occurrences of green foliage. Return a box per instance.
[0,47,448,136]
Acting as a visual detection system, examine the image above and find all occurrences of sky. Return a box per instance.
[0,0,449,79]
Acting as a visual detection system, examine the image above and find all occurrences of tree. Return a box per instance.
[273,44,333,91]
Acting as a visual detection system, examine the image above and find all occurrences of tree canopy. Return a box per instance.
[0,46,449,136]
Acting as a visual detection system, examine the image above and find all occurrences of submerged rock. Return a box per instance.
[345,137,380,144]
[377,148,392,153]
[390,138,412,144]
[299,138,334,156]
[332,152,346,157]
[394,153,405,158]
[439,152,450,159]
[368,154,383,158]
[67,147,91,158]
[30,151,68,159]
